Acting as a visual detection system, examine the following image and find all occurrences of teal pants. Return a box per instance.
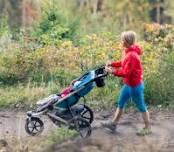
[117,83,147,112]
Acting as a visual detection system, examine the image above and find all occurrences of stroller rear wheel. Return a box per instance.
[68,117,91,138]
[80,104,94,124]
[25,117,44,136]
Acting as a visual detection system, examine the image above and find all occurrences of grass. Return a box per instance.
[0,80,172,111]
[0,81,61,108]
[0,77,121,110]
[47,127,78,143]
[31,127,78,152]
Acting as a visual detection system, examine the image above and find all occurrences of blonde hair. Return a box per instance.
[121,31,136,46]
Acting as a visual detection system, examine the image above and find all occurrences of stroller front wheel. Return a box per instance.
[25,117,44,136]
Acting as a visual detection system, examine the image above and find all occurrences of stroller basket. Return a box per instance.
[95,67,106,87]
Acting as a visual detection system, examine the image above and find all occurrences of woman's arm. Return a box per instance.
[112,54,137,77]
[110,61,122,68]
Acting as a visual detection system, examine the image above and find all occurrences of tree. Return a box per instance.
[163,0,174,24]
[149,0,165,24]
[0,0,41,29]
[77,0,104,14]
[0,0,22,30]
[106,0,150,30]
[22,0,41,27]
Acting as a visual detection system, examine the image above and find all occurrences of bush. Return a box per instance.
[0,23,174,109]
[143,23,174,106]
[30,9,80,46]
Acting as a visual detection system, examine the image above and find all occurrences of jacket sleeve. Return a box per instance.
[110,61,122,68]
[113,54,136,77]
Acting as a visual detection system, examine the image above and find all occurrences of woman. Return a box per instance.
[102,31,151,136]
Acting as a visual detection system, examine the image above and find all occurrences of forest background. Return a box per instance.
[0,0,174,110]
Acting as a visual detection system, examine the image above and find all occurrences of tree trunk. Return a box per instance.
[22,0,41,27]
[156,2,161,23]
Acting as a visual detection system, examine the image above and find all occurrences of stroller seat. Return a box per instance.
[36,94,61,112]
[37,94,60,106]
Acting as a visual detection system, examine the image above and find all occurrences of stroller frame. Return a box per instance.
[25,66,107,138]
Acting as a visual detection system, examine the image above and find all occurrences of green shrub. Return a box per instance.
[30,9,80,45]
[47,127,78,143]
[143,24,174,106]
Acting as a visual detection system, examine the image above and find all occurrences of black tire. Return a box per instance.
[25,117,44,136]
[68,117,92,138]
[80,104,94,124]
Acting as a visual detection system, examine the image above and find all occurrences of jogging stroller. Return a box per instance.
[25,66,107,138]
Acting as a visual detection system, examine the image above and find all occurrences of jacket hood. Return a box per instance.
[125,44,143,55]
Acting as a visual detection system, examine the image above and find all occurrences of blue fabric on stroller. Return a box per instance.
[54,71,95,109]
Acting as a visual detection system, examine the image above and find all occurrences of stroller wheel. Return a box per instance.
[80,105,94,124]
[25,117,44,136]
[69,117,92,138]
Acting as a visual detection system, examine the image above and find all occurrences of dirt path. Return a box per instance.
[0,110,54,139]
[1,110,174,152]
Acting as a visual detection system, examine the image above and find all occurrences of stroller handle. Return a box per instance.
[93,72,108,82]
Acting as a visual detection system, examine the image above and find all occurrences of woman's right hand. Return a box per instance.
[105,66,113,74]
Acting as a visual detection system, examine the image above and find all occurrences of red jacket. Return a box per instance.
[111,44,143,87]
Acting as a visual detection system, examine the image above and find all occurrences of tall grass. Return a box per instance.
[0,80,60,108]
